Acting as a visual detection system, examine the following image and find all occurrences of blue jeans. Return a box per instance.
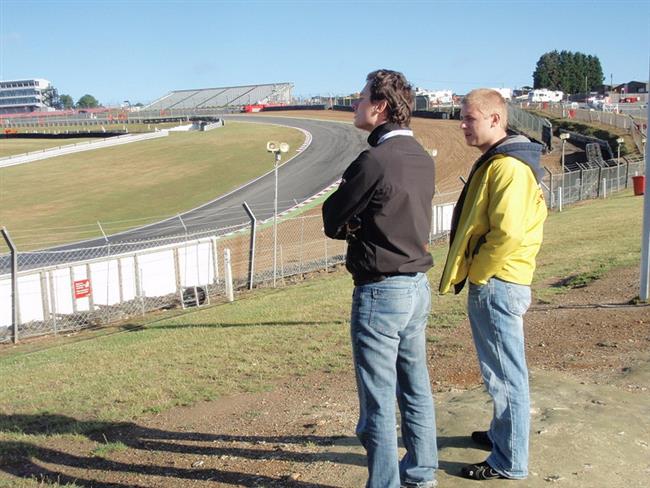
[468,278,532,479]
[351,273,438,488]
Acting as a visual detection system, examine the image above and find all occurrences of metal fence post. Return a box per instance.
[1,227,19,344]
[596,167,603,198]
[48,271,58,335]
[299,216,304,274]
[242,202,257,290]
[69,267,79,314]
[86,263,95,311]
[116,259,124,304]
[224,248,234,302]
[325,237,329,269]
[545,167,554,209]
[173,247,183,308]
[579,170,584,201]
[39,271,49,329]
[211,236,220,285]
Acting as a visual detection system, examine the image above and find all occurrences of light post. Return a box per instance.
[559,132,570,192]
[616,136,625,191]
[267,141,289,287]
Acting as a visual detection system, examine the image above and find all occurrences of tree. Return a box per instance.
[59,94,74,109]
[76,94,100,109]
[533,50,604,94]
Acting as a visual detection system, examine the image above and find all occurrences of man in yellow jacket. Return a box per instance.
[439,89,547,481]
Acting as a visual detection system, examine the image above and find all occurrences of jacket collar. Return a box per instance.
[367,122,406,147]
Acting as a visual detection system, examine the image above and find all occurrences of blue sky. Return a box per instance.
[1,0,648,106]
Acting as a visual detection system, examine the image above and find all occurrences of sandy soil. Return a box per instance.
[251,109,572,200]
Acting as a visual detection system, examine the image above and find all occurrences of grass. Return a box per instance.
[529,110,637,156]
[0,191,644,486]
[0,122,304,249]
[91,440,128,458]
[534,191,642,300]
[0,190,643,419]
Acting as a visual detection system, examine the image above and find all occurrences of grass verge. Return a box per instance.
[0,190,644,477]
[0,122,304,250]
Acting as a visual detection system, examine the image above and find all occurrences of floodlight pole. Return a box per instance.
[273,151,280,288]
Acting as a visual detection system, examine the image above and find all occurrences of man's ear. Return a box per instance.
[374,99,388,116]
[490,112,501,128]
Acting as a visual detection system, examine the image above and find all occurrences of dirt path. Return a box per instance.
[2,265,648,487]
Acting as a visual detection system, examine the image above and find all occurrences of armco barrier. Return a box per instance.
[0,130,169,168]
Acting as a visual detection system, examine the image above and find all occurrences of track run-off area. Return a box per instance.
[0,116,367,251]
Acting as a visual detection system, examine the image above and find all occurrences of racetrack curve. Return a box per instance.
[6,115,367,271]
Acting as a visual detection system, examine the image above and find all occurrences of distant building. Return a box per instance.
[528,89,564,103]
[415,88,453,105]
[0,78,59,114]
[613,81,648,95]
[490,88,512,100]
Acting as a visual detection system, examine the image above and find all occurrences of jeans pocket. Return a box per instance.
[468,282,487,307]
[369,287,412,334]
[505,283,531,316]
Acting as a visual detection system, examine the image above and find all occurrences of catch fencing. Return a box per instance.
[2,152,646,344]
[0,205,456,343]
[533,104,648,154]
[543,156,645,209]
[507,104,553,150]
[535,103,644,130]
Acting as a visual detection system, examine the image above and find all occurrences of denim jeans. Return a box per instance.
[351,273,438,488]
[468,278,532,479]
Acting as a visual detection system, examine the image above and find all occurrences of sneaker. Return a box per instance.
[471,430,493,449]
[460,461,506,480]
[401,481,437,488]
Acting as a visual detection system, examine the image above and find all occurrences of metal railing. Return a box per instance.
[543,157,645,209]
[2,155,644,343]
[1,206,455,343]
[507,104,553,149]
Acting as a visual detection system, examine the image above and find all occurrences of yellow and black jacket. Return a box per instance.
[439,135,547,294]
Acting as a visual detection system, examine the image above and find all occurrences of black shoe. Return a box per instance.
[460,461,506,480]
[471,430,493,449]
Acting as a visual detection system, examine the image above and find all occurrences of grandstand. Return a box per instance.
[144,82,293,111]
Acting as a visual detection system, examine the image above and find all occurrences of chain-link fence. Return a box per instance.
[1,207,456,344]
[3,151,646,344]
[507,104,553,149]
[542,157,645,209]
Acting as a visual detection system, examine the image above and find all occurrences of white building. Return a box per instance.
[491,88,512,100]
[415,88,453,105]
[528,89,564,103]
[0,78,58,114]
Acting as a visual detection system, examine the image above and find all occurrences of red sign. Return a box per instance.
[73,279,92,299]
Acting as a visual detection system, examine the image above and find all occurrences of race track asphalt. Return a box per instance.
[7,115,367,271]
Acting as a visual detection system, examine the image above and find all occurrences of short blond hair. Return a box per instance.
[462,89,508,129]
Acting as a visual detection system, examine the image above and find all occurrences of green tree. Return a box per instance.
[533,50,604,94]
[76,94,100,108]
[533,50,561,89]
[59,94,74,109]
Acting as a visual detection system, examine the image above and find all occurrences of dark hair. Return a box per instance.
[366,69,414,126]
